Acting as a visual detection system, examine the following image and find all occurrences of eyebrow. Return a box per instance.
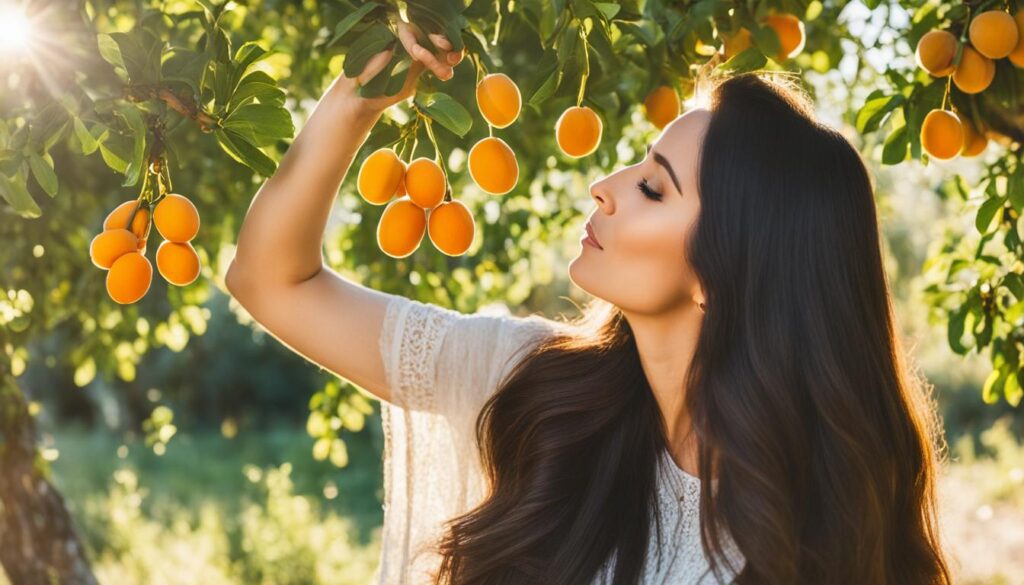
[646,144,682,196]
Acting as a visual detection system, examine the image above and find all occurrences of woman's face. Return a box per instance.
[569,108,711,316]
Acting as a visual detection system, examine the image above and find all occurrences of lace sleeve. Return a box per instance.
[377,292,557,419]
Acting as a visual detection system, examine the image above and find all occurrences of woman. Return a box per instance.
[225,18,952,585]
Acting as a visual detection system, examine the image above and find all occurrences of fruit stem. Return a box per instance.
[941,74,951,110]
[421,114,448,185]
[576,21,590,108]
[492,0,502,46]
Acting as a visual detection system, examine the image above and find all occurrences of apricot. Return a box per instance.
[1009,11,1024,67]
[377,198,426,258]
[89,229,139,270]
[761,13,805,61]
[958,114,988,157]
[555,106,602,158]
[104,200,150,242]
[916,30,959,77]
[153,194,200,242]
[953,46,995,94]
[643,86,680,130]
[722,27,752,59]
[358,148,406,205]
[106,251,152,304]
[428,200,475,257]
[921,109,964,160]
[468,137,519,195]
[156,241,201,286]
[969,10,1019,59]
[476,73,521,128]
[404,157,447,210]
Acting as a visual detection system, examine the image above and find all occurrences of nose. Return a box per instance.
[589,178,614,214]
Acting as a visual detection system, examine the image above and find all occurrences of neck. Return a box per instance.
[622,298,704,476]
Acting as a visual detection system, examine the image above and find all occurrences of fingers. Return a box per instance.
[396,22,455,81]
[356,48,394,86]
[428,33,452,51]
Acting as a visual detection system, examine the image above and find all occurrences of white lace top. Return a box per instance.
[373,293,746,584]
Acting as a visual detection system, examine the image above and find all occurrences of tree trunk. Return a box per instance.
[0,376,98,585]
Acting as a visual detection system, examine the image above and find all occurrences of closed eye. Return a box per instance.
[636,177,663,201]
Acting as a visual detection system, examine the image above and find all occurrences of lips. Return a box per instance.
[586,221,603,249]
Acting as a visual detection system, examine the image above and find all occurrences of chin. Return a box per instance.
[567,256,598,298]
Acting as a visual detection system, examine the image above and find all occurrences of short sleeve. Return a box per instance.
[377,292,557,420]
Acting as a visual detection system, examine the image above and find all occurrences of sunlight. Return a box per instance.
[0,5,33,54]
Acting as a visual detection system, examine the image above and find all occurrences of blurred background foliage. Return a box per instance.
[1,0,1023,583]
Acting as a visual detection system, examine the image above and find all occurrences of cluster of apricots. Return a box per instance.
[717,12,807,63]
[645,13,807,131]
[359,71,607,258]
[916,9,1024,160]
[89,194,201,304]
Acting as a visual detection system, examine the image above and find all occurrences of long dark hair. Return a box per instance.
[433,72,952,584]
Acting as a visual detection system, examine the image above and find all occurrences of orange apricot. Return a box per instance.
[761,13,805,61]
[104,200,150,241]
[953,46,995,94]
[153,194,200,242]
[643,86,681,130]
[106,251,152,304]
[555,106,603,158]
[404,157,447,210]
[428,199,475,256]
[722,27,752,59]
[915,30,959,77]
[468,136,519,195]
[377,198,426,258]
[358,148,406,205]
[920,109,964,160]
[958,114,988,157]
[1009,11,1024,67]
[156,241,201,286]
[89,229,139,270]
[969,10,1019,59]
[476,73,521,128]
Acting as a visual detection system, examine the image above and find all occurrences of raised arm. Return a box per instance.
[225,20,463,403]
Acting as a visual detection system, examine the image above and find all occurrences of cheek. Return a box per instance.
[577,206,696,313]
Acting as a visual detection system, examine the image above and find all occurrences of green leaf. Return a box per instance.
[982,367,1005,404]
[414,92,473,137]
[720,46,767,73]
[117,106,148,187]
[0,171,41,218]
[593,2,621,20]
[947,303,970,354]
[97,33,126,73]
[1005,369,1023,407]
[329,1,380,46]
[28,152,57,197]
[107,30,162,85]
[881,124,909,165]
[215,128,276,176]
[856,94,905,134]
[975,196,1005,235]
[342,23,395,79]
[73,118,99,155]
[223,103,294,144]
[99,133,132,174]
[228,71,285,111]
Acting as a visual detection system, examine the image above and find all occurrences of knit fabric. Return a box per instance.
[372,293,745,584]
